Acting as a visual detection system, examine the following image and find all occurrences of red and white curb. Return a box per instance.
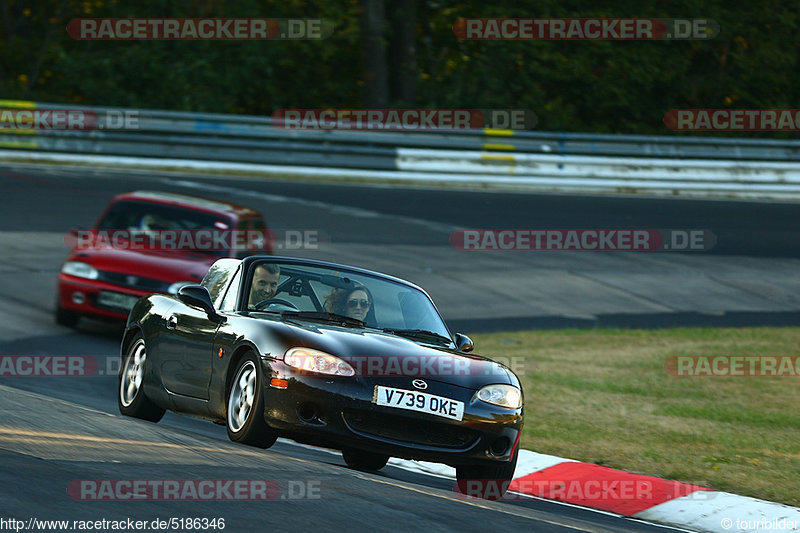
[387,450,800,533]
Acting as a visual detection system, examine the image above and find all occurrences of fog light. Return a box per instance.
[298,402,321,423]
[71,292,86,305]
[489,437,510,457]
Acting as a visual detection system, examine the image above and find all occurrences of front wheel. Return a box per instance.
[342,448,390,471]
[118,335,165,422]
[226,354,277,448]
[455,452,518,500]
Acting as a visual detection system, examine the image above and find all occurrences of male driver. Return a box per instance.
[248,263,280,309]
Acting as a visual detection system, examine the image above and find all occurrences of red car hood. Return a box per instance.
[68,248,215,282]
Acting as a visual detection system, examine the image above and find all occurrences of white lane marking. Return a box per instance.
[166,179,459,234]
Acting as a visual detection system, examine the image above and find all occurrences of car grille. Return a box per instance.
[97,271,170,292]
[343,410,479,449]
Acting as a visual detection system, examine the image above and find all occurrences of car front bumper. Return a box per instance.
[259,358,523,467]
[57,274,150,321]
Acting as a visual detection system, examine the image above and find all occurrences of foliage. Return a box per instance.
[1,0,797,134]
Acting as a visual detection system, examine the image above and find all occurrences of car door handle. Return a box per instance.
[166,315,178,330]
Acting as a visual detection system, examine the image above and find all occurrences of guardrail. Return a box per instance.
[1,100,799,198]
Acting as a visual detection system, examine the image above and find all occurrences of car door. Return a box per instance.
[158,259,241,400]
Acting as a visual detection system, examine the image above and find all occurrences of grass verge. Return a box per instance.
[472,327,800,506]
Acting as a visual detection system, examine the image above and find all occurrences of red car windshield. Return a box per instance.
[96,199,234,257]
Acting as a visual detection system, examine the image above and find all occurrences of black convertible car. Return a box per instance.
[118,256,524,496]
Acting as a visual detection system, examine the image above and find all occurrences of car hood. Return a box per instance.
[268,319,517,388]
[67,248,214,282]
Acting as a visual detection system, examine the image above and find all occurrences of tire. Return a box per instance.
[118,335,165,422]
[455,451,518,500]
[342,448,390,471]
[55,305,79,328]
[226,354,277,449]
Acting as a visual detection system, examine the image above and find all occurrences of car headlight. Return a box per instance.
[284,348,355,377]
[61,261,99,280]
[167,281,195,294]
[474,384,522,409]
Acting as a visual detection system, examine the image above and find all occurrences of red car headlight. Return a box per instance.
[61,261,99,280]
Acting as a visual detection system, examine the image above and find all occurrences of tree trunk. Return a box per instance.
[359,0,389,108]
[388,0,417,106]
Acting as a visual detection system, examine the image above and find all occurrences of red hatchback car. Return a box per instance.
[56,190,272,327]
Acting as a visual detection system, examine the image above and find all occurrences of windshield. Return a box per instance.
[96,199,234,257]
[245,261,452,340]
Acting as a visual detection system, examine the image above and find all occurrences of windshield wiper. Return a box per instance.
[280,311,365,327]
[380,328,453,345]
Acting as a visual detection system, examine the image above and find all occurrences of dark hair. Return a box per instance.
[325,285,376,325]
[255,263,280,275]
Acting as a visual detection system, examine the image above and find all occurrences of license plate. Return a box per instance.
[373,386,464,421]
[97,291,140,311]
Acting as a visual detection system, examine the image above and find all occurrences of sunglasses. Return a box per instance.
[347,298,370,309]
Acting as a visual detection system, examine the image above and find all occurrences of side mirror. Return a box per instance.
[178,285,226,323]
[454,333,474,353]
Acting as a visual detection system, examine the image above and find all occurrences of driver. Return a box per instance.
[248,263,280,309]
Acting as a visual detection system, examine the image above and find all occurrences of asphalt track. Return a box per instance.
[1,163,798,532]
[2,163,798,333]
